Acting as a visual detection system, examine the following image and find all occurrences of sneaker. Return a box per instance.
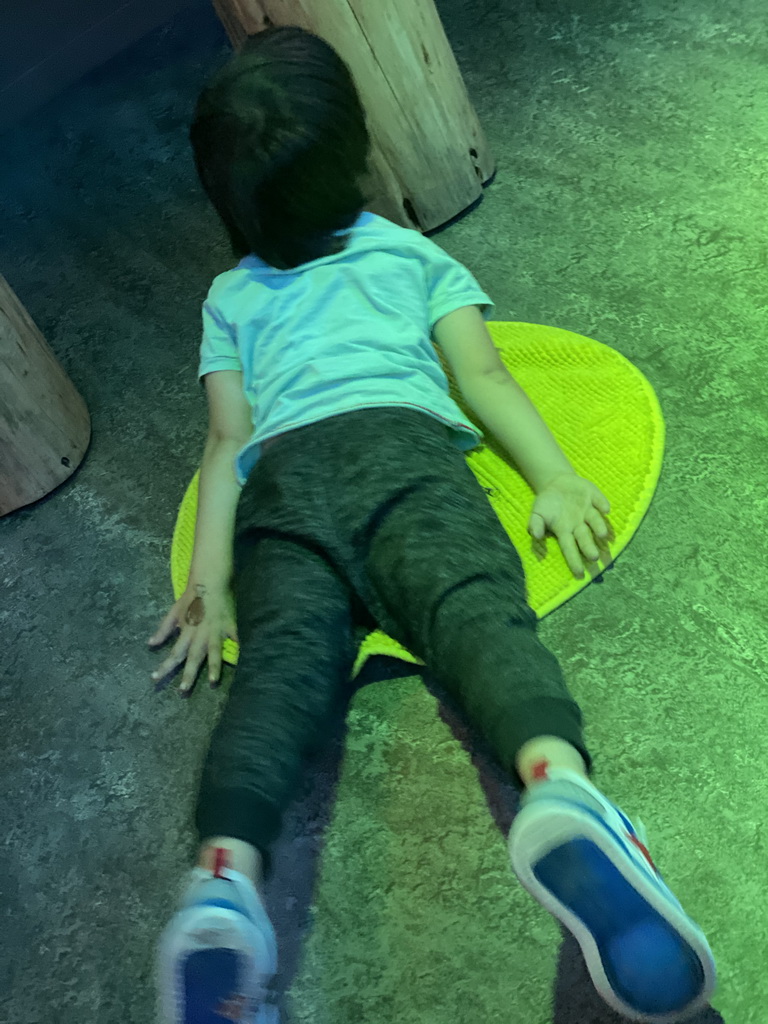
[508,768,717,1022]
[156,852,279,1024]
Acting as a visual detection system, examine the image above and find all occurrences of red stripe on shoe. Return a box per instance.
[213,847,230,879]
[627,832,658,873]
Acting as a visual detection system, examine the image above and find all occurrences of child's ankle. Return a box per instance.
[516,736,589,789]
[197,837,264,893]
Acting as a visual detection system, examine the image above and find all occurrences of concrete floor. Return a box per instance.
[3,0,765,1020]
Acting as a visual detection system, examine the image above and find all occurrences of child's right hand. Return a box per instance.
[147,584,239,697]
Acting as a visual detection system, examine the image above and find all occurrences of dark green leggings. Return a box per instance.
[195,407,591,882]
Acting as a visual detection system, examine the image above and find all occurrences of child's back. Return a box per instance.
[198,209,495,485]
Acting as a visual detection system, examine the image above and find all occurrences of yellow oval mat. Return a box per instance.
[170,322,664,680]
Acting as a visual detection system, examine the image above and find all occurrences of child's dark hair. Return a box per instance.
[190,25,371,270]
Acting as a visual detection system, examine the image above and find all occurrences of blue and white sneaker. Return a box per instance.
[156,849,279,1024]
[508,768,717,1022]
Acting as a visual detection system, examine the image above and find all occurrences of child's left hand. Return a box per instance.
[528,472,613,578]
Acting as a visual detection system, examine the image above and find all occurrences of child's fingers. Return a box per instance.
[208,641,222,687]
[178,636,207,695]
[151,627,193,682]
[148,607,179,646]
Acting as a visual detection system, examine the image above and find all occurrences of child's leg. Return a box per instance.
[193,533,361,897]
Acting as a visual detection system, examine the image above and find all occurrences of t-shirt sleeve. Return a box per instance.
[423,241,495,331]
[197,289,241,388]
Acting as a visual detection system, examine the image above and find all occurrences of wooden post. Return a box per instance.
[210,0,496,232]
[0,274,91,516]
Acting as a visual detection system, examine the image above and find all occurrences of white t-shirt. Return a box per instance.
[198,210,495,486]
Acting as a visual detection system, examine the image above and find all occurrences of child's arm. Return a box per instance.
[188,368,252,591]
[461,372,575,493]
[188,437,244,591]
[434,306,574,493]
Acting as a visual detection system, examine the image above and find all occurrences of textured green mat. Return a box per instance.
[170,321,664,668]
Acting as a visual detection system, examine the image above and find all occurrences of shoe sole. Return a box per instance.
[156,867,278,1024]
[508,798,717,1023]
